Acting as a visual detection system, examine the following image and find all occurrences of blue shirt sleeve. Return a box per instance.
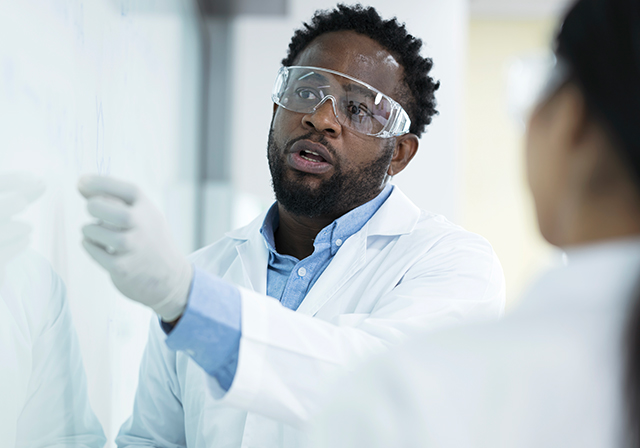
[163,267,242,391]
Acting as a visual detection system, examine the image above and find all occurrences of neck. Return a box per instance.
[274,206,338,260]
[273,185,389,259]
[557,187,640,247]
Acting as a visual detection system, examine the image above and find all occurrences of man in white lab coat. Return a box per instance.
[1,173,105,447]
[79,5,505,447]
[310,0,640,446]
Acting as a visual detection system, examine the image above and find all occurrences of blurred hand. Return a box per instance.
[78,175,192,322]
[0,172,45,268]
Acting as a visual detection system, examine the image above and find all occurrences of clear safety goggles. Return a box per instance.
[271,65,411,138]
[507,52,571,126]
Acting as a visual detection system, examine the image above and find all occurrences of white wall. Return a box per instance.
[228,0,469,226]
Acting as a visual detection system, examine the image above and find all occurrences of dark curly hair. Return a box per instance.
[281,4,440,138]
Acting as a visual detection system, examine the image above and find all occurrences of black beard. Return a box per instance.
[267,130,394,218]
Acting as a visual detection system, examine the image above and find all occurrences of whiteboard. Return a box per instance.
[0,0,202,444]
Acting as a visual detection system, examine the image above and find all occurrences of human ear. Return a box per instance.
[554,84,589,154]
[387,134,419,176]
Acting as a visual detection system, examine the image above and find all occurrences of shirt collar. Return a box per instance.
[260,183,394,258]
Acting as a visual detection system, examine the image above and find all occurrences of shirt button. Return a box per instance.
[298,267,307,277]
[335,239,343,247]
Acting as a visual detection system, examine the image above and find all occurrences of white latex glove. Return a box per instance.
[78,175,193,322]
[0,172,45,268]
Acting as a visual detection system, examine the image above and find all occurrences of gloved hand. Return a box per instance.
[0,172,45,269]
[78,175,193,322]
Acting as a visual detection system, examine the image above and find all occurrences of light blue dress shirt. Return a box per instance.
[165,184,393,391]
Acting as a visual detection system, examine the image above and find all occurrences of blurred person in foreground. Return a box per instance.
[0,173,105,447]
[78,4,505,447]
[312,0,640,446]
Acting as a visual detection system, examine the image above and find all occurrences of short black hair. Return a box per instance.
[281,4,440,138]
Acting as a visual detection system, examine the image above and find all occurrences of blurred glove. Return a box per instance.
[0,172,45,268]
[78,175,192,322]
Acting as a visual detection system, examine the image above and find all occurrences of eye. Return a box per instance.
[295,88,318,101]
[345,101,373,120]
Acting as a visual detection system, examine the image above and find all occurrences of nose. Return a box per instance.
[302,96,342,137]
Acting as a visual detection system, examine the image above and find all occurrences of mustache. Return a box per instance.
[285,132,337,158]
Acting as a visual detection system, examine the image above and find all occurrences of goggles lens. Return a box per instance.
[507,52,570,126]
[272,66,411,138]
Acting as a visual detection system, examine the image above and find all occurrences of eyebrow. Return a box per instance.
[297,72,328,83]
[343,83,379,101]
[296,72,385,104]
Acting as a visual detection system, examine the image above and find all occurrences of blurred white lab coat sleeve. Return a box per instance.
[116,319,187,448]
[13,255,106,448]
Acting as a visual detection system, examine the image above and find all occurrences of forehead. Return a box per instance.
[292,31,404,98]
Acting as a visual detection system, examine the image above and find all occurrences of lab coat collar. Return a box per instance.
[364,185,420,237]
[562,236,640,266]
[519,236,640,314]
[223,184,420,242]
[297,187,419,315]
[222,185,420,311]
[224,212,269,242]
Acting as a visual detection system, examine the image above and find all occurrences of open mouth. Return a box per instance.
[299,149,327,163]
[287,139,334,174]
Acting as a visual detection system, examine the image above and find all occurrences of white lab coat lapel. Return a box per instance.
[221,187,419,315]
[296,187,420,316]
[226,222,269,295]
[296,229,368,316]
